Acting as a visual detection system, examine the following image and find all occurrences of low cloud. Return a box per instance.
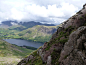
[0,0,86,24]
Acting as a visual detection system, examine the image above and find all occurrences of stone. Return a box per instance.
[59,26,86,65]
[47,55,51,65]
[21,63,26,65]
[28,55,34,60]
[84,42,86,49]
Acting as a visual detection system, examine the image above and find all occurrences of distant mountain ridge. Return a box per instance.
[1,20,55,28]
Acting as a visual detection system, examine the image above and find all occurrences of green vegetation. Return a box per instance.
[45,26,74,51]
[20,46,37,50]
[51,49,60,65]
[26,48,46,65]
[0,39,35,65]
[0,40,34,57]
[64,55,69,59]
[0,25,57,43]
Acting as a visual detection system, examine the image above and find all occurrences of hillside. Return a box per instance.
[0,25,59,43]
[0,39,34,65]
[18,4,86,65]
[18,25,58,43]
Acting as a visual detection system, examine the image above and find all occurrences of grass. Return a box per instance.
[26,49,46,65]
[51,49,60,65]
[0,56,21,65]
[0,39,35,65]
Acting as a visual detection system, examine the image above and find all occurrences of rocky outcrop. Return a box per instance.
[18,4,86,65]
[62,4,86,29]
[18,55,34,65]
[59,26,86,65]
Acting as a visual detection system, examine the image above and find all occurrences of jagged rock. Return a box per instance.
[57,27,63,33]
[47,55,51,65]
[28,55,34,60]
[83,3,86,9]
[60,37,65,40]
[59,26,86,65]
[17,55,34,65]
[44,50,51,62]
[50,31,57,41]
[37,48,45,62]
[21,63,26,65]
[84,42,86,49]
[50,44,63,53]
[62,4,86,29]
[42,42,48,51]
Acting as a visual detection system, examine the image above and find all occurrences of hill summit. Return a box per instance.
[18,4,86,65]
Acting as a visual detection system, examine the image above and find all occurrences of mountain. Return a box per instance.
[19,21,55,28]
[0,39,34,65]
[0,25,59,43]
[18,25,58,43]
[8,25,26,31]
[1,20,18,26]
[0,20,60,43]
[1,21,55,29]
[18,4,86,65]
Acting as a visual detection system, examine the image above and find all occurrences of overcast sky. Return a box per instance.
[0,0,86,24]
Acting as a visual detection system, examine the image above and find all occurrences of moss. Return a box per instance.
[26,51,46,65]
[64,26,72,31]
[45,26,74,51]
[57,35,63,40]
[59,38,68,44]
[64,55,69,59]
[84,23,86,26]
[29,50,38,57]
[45,45,51,51]
[80,16,83,19]
[45,31,68,51]
[59,31,64,36]
[51,50,60,65]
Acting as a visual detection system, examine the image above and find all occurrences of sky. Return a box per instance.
[0,0,86,24]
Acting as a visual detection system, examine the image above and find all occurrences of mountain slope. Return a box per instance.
[18,25,58,43]
[0,25,59,43]
[0,39,34,65]
[8,25,26,31]
[18,4,86,65]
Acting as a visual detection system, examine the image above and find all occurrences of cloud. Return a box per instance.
[0,0,86,24]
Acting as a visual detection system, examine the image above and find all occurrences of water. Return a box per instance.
[3,39,43,48]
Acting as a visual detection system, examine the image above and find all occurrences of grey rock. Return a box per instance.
[47,55,51,65]
[59,26,86,65]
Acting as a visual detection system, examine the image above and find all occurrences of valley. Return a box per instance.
[0,21,60,43]
[0,21,59,65]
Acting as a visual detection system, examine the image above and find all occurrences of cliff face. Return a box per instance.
[18,4,86,65]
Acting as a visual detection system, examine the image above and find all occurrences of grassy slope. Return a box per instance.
[18,25,55,43]
[0,39,34,65]
[0,25,58,43]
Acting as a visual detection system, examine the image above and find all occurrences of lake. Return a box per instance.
[3,39,43,48]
